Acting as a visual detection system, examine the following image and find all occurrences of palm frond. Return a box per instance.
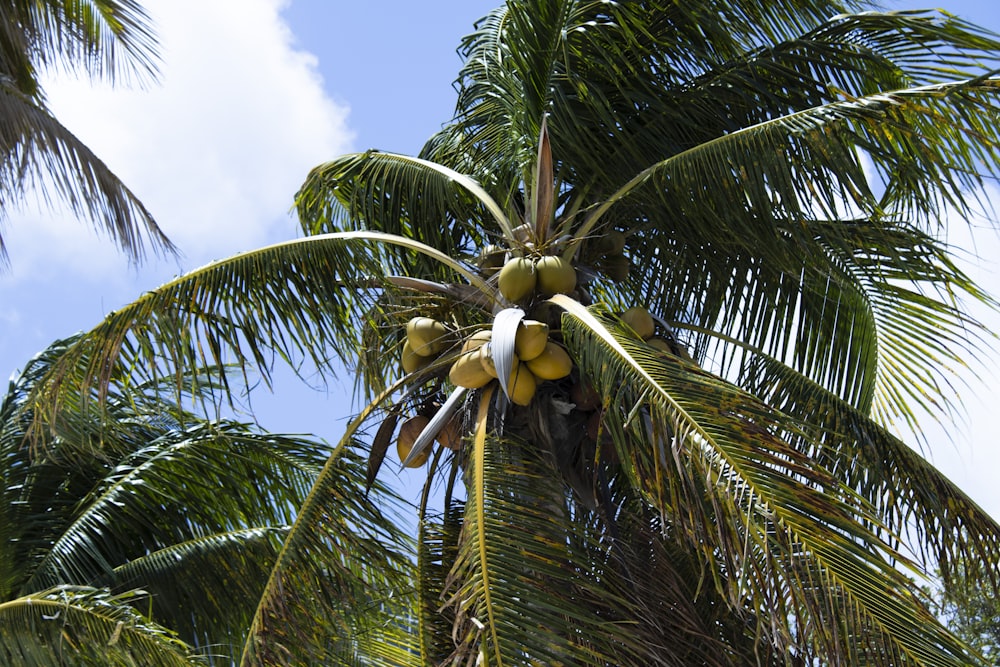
[19,422,321,593]
[238,389,415,667]
[554,296,988,665]
[580,78,1000,430]
[0,78,174,267]
[441,387,663,666]
[297,151,514,256]
[0,586,198,666]
[0,0,159,86]
[21,231,497,443]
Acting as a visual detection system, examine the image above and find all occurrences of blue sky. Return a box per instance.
[2,0,999,517]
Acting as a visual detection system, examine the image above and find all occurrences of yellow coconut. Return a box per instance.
[497,257,537,303]
[478,343,499,378]
[406,317,450,356]
[401,340,433,374]
[397,415,431,467]
[535,255,577,295]
[525,342,573,380]
[621,306,655,340]
[507,363,538,406]
[514,320,550,361]
[460,329,493,354]
[450,350,494,388]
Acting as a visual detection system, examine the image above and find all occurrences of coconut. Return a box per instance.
[460,329,493,354]
[514,320,550,361]
[478,343,499,378]
[497,257,537,303]
[646,337,672,353]
[535,255,577,295]
[600,254,630,282]
[507,363,538,406]
[401,340,433,374]
[407,317,450,356]
[525,342,573,380]
[621,307,655,340]
[450,350,494,388]
[397,415,431,467]
[436,415,463,451]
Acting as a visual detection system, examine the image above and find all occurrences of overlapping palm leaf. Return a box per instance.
[556,297,986,665]
[0,338,351,661]
[0,587,198,666]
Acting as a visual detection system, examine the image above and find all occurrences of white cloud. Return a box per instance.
[1,0,353,283]
[918,192,1000,520]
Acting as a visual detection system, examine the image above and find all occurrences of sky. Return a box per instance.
[1,0,999,519]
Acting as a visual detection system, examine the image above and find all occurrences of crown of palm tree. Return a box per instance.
[14,1,1000,664]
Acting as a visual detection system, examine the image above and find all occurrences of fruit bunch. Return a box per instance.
[389,222,689,468]
[448,317,573,406]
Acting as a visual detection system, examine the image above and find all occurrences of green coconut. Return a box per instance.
[498,257,537,303]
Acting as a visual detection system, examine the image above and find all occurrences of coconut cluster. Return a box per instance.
[448,318,573,406]
[390,227,686,468]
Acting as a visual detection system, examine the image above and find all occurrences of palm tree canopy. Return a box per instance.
[15,1,1000,664]
[0,0,175,268]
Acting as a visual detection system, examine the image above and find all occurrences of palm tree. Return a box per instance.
[0,0,175,268]
[16,1,1000,664]
[0,337,407,665]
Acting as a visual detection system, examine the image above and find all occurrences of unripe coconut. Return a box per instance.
[535,255,577,295]
[514,320,550,361]
[401,340,433,374]
[525,342,573,380]
[621,307,655,340]
[407,317,450,356]
[497,257,537,303]
[460,329,493,354]
[450,350,494,388]
[507,363,538,406]
[605,230,626,255]
[397,415,431,467]
[600,254,630,282]
[647,337,672,353]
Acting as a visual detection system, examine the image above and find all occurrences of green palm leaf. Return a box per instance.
[554,295,989,665]
[238,389,415,667]
[0,78,174,266]
[22,231,495,442]
[0,586,198,666]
